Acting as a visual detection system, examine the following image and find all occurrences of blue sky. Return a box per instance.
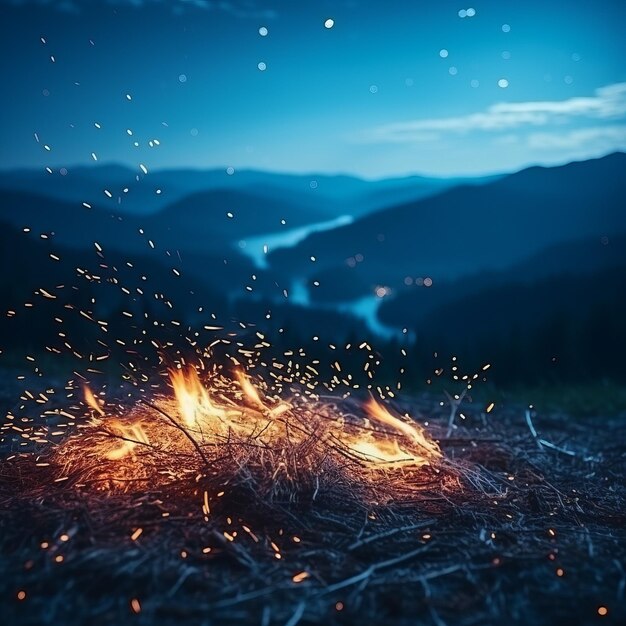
[1,0,625,177]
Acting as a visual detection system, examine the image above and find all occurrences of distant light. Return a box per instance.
[226,166,235,175]
[404,276,414,286]
[467,8,476,17]
[324,18,334,29]
[309,180,318,189]
[502,23,511,33]
[258,26,268,37]
[572,52,581,62]
[449,66,458,76]
[190,128,198,136]
[178,74,187,83]
[470,79,480,88]
[598,607,609,617]
[498,78,509,88]
[257,61,267,71]
[369,84,378,93]
[439,48,449,58]
[501,50,511,60]
[424,277,433,287]
[405,78,414,87]
[458,9,467,18]
[564,75,574,85]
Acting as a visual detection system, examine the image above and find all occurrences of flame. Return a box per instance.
[84,366,441,473]
[347,437,419,465]
[235,369,291,418]
[339,399,441,467]
[106,420,150,461]
[83,385,149,461]
[365,398,441,459]
[169,366,227,428]
[235,369,266,410]
[83,385,105,416]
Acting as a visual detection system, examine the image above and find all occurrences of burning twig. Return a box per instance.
[139,398,211,467]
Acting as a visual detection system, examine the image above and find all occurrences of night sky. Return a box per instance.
[1,0,625,177]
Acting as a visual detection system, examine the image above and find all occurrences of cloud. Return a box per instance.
[526,125,626,151]
[362,83,626,143]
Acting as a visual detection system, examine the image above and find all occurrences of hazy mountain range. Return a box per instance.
[270,152,626,303]
[0,164,493,219]
[0,153,624,369]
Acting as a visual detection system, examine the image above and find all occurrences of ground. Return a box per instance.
[1,388,625,626]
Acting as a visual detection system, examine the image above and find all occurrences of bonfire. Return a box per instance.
[2,357,624,625]
[64,365,442,502]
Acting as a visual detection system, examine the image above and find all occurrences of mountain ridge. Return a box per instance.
[268,151,626,303]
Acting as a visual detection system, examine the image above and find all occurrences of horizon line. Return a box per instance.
[0,149,623,183]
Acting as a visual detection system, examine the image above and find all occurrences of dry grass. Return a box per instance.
[1,391,625,625]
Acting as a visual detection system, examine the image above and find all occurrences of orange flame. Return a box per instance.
[85,365,441,472]
[83,385,149,461]
[106,420,150,460]
[169,366,227,428]
[235,369,266,410]
[340,398,441,467]
[83,385,105,416]
[365,398,441,459]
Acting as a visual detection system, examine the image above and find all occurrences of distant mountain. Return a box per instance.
[378,232,626,330]
[0,189,263,298]
[355,172,502,216]
[0,217,230,358]
[269,152,626,303]
[0,189,145,251]
[0,164,164,214]
[0,164,490,219]
[398,263,626,385]
[154,189,328,244]
[371,229,626,384]
[0,186,322,254]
